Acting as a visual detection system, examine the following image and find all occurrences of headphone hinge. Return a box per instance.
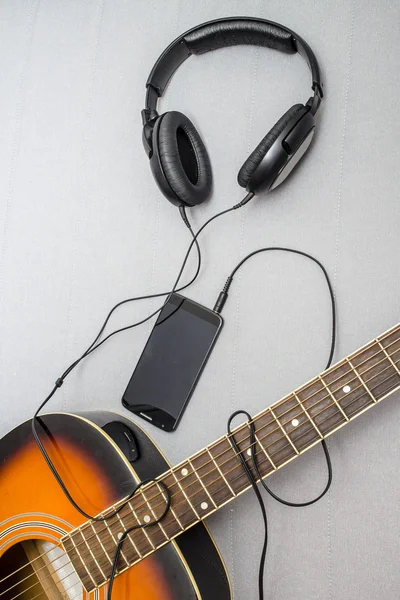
[141,109,159,158]
[141,108,159,126]
[307,83,323,116]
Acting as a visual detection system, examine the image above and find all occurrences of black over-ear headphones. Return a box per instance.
[142,16,323,208]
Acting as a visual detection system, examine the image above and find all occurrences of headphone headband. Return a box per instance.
[143,16,324,204]
[144,16,323,120]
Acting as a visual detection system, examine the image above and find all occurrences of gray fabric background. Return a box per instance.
[1,1,399,599]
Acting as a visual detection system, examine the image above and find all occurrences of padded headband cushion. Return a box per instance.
[237,104,304,188]
[157,111,212,206]
[184,19,296,55]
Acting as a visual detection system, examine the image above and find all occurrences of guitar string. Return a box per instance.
[63,335,400,546]
[65,357,400,557]
[4,344,400,600]
[12,360,400,600]
[5,353,400,600]
[8,374,400,600]
[7,327,400,583]
[0,183,394,593]
[60,354,400,571]
[43,348,400,571]
[2,337,399,596]
[57,340,400,549]
[0,193,392,592]
[4,337,400,580]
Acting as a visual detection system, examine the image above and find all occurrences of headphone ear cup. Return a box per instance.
[151,111,212,207]
[237,104,305,191]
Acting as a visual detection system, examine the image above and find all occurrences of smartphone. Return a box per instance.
[122,293,223,431]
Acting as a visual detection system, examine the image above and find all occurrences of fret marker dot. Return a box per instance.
[201,502,208,510]
[181,468,189,476]
[246,448,252,456]
[117,532,123,540]
[143,515,151,524]
[291,418,299,427]
[343,385,351,393]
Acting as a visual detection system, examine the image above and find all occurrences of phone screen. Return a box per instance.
[122,293,222,431]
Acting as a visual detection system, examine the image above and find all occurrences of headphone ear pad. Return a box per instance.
[152,111,212,207]
[237,104,305,189]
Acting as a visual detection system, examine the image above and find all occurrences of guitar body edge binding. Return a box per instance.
[0,411,232,600]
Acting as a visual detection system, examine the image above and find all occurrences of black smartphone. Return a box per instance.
[122,293,223,431]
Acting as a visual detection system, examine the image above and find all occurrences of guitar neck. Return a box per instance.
[63,322,400,592]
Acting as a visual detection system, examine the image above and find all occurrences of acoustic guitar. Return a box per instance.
[1,323,399,600]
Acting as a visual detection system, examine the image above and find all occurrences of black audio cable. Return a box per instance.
[215,247,335,600]
[33,192,254,426]
[31,191,254,600]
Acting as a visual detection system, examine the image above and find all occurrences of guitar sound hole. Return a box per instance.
[0,540,83,600]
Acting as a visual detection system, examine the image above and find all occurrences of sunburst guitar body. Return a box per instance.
[0,411,231,600]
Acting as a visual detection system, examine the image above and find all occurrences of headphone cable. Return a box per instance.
[214,246,336,600]
[31,191,254,599]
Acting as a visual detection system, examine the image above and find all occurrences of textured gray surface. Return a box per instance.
[0,1,399,599]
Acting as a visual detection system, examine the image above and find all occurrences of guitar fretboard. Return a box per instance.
[62,323,400,592]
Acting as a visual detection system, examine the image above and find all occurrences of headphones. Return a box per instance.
[142,16,323,208]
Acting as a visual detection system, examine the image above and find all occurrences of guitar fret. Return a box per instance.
[165,504,184,532]
[68,534,97,590]
[140,487,170,542]
[205,446,237,497]
[170,469,201,520]
[252,411,296,467]
[161,480,185,536]
[377,339,400,375]
[293,392,323,438]
[114,512,143,559]
[379,330,400,379]
[270,395,321,453]
[321,360,371,420]
[220,424,269,483]
[83,529,113,581]
[349,340,400,402]
[129,502,156,550]
[346,358,376,403]
[103,517,130,567]
[89,519,126,575]
[370,365,400,398]
[297,377,347,436]
[127,494,170,552]
[269,407,300,454]
[253,430,277,469]
[187,456,218,508]
[211,437,250,496]
[228,423,267,481]
[78,530,106,582]
[318,375,350,421]
[150,481,185,538]
[172,459,217,517]
[158,473,195,531]
[378,325,400,350]
[190,447,235,505]
[89,522,113,566]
